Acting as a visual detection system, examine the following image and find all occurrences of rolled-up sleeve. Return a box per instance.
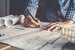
[59,0,75,21]
[64,0,75,21]
[24,0,39,17]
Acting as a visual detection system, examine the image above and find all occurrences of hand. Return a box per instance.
[24,16,40,28]
[45,20,73,32]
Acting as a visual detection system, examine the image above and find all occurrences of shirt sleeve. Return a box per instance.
[65,0,75,22]
[24,0,39,17]
[65,7,75,21]
[59,0,75,21]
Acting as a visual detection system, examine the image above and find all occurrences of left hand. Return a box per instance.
[45,20,73,32]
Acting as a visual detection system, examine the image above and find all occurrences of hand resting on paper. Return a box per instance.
[45,19,73,32]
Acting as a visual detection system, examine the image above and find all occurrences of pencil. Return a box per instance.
[26,9,35,20]
[27,9,40,27]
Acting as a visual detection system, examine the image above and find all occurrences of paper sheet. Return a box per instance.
[0,22,75,50]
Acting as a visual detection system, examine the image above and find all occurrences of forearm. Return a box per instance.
[51,19,74,28]
[58,0,75,24]
[61,19,73,24]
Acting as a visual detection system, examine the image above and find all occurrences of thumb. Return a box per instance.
[35,18,40,25]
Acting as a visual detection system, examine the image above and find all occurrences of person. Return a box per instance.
[23,0,74,31]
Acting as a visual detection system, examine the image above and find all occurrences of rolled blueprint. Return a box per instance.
[2,15,20,27]
[0,18,5,27]
[0,15,14,27]
[5,19,14,27]
[0,15,20,27]
[19,15,25,24]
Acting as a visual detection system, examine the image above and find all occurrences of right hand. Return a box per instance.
[24,16,40,28]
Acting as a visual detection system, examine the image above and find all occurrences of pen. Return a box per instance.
[27,9,35,20]
[27,9,40,27]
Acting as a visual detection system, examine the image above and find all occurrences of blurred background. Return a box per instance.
[0,0,25,17]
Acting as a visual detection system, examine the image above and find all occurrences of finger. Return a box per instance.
[24,20,30,27]
[45,23,58,29]
[34,18,40,27]
[47,25,57,31]
[25,16,39,27]
[26,16,33,20]
[24,19,33,27]
[30,19,39,26]
[25,19,38,28]
[35,18,40,25]
[29,25,36,28]
[51,26,61,32]
[27,16,39,26]
[45,25,53,30]
[45,22,58,30]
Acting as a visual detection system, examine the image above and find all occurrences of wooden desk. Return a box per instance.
[0,43,23,50]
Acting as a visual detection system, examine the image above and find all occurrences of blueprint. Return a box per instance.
[0,22,75,50]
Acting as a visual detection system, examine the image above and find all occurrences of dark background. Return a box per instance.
[0,0,25,17]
